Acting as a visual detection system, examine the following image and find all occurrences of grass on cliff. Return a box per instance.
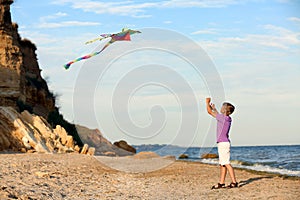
[17,100,33,113]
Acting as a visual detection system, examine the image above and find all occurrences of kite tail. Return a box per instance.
[85,37,104,45]
[64,35,116,70]
[63,51,102,70]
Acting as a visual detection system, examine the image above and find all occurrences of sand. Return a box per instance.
[0,153,299,200]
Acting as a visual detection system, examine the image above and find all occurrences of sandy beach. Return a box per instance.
[0,153,299,200]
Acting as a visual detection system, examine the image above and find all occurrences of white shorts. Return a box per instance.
[217,142,231,165]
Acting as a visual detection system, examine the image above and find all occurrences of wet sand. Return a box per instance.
[0,153,299,199]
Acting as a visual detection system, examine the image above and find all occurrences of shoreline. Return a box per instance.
[1,153,300,199]
[1,151,299,178]
[176,159,300,180]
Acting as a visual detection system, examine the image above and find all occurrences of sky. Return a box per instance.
[10,0,300,147]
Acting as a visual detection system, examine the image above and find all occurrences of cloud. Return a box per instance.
[37,21,101,28]
[51,0,243,17]
[276,0,292,3]
[160,0,241,8]
[200,24,300,54]
[52,0,157,17]
[163,21,172,24]
[288,17,300,24]
[40,12,68,21]
[191,28,218,35]
[38,11,100,28]
[261,24,300,47]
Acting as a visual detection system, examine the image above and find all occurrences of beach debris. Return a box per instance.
[64,28,141,69]
[178,154,189,159]
[201,153,219,159]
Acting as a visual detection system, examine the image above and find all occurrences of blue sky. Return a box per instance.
[11,0,300,147]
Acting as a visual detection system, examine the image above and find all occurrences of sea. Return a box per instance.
[133,144,300,177]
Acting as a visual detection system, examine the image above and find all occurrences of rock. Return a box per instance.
[163,155,176,161]
[21,136,31,149]
[0,106,78,154]
[87,147,95,156]
[20,148,27,153]
[65,148,74,153]
[102,151,116,157]
[54,125,68,145]
[114,140,136,154]
[201,153,218,159]
[0,132,11,150]
[178,154,189,159]
[65,135,74,148]
[45,138,55,152]
[133,151,160,159]
[80,144,89,154]
[56,144,68,154]
[76,125,134,156]
[27,149,36,153]
[74,145,80,153]
[34,142,48,153]
[35,171,49,178]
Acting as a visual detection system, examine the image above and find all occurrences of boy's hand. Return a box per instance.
[211,103,216,111]
[206,97,218,118]
[206,97,211,104]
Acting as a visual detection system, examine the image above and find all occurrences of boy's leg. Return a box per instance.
[225,164,237,183]
[219,165,227,184]
[212,165,227,189]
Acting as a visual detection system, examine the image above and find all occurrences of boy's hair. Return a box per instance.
[223,102,235,115]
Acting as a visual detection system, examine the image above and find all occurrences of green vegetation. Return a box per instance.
[16,100,33,113]
[25,75,44,90]
[48,107,83,147]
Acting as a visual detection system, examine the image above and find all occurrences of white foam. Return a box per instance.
[237,164,300,177]
[200,159,300,177]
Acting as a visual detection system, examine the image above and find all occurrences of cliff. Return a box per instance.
[0,106,95,154]
[0,0,55,118]
[0,0,135,156]
[0,0,83,151]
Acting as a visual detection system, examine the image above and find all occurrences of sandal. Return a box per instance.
[211,183,226,189]
[227,182,238,188]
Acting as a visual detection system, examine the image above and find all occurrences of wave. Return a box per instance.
[200,158,300,177]
[135,144,300,177]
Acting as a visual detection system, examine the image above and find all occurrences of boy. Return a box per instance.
[206,97,238,189]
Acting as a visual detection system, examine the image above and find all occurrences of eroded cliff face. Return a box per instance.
[0,0,55,119]
[0,106,95,154]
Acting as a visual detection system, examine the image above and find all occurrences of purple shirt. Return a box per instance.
[216,113,232,143]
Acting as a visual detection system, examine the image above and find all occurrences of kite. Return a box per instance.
[64,28,141,70]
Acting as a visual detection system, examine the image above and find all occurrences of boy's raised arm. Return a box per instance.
[206,97,218,118]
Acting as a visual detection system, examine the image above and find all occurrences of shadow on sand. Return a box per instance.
[239,176,274,187]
